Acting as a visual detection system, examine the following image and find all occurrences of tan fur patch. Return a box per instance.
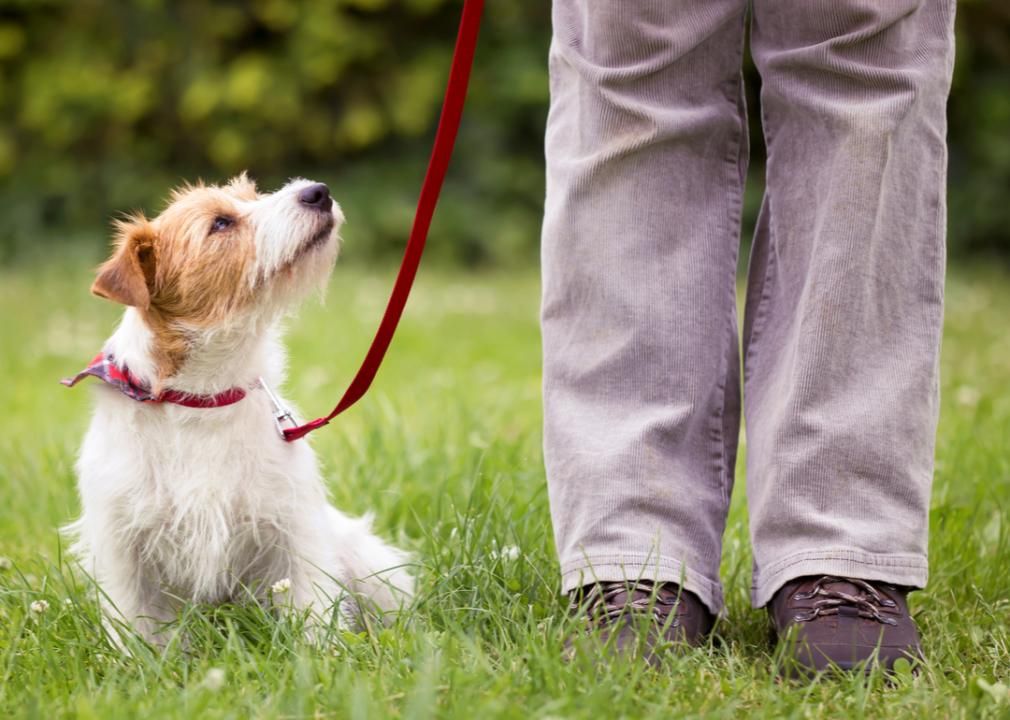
[93,177,261,383]
[92,217,156,309]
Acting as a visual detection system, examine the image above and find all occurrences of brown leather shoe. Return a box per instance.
[768,575,924,675]
[565,580,714,665]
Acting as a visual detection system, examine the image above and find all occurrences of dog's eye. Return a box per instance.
[210,216,234,234]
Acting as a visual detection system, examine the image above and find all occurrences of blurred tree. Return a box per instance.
[0,0,1005,264]
[948,0,1010,257]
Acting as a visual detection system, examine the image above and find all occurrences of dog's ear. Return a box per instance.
[226,172,258,201]
[91,217,157,309]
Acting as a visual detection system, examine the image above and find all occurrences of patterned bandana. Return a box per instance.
[62,352,248,408]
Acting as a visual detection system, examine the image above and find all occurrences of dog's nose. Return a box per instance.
[298,183,332,212]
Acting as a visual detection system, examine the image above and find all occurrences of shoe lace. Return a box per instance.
[571,581,682,628]
[792,576,899,626]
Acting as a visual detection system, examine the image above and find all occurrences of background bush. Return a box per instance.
[0,0,1006,265]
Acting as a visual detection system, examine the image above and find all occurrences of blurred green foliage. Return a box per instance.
[947,0,1010,258]
[0,0,1006,265]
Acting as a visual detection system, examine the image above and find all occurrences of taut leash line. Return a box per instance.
[281,0,485,442]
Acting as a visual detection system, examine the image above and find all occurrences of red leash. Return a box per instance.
[280,0,485,442]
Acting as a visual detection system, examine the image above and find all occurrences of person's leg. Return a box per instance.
[745,0,956,609]
[542,0,748,616]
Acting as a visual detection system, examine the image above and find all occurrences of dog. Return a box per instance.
[63,174,413,645]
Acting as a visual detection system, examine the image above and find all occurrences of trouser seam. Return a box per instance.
[742,236,776,384]
[712,9,749,504]
[742,77,778,383]
[758,549,927,578]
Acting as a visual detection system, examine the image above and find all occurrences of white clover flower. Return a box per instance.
[271,578,292,595]
[203,667,226,691]
[0,556,12,570]
[63,598,74,607]
[956,385,981,407]
[30,600,50,615]
[490,545,521,562]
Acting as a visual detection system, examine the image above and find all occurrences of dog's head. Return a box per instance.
[92,174,342,375]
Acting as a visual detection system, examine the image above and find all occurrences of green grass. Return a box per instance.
[1,255,1008,719]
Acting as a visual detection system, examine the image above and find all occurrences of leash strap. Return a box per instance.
[282,0,484,442]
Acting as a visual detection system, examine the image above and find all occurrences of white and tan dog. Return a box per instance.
[65,174,413,644]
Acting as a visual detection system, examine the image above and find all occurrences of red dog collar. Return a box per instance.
[62,352,247,409]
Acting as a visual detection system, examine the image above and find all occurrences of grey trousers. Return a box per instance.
[541,0,956,614]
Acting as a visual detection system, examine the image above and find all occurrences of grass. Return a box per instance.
[1,253,1008,719]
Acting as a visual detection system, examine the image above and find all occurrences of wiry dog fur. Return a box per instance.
[66,174,413,644]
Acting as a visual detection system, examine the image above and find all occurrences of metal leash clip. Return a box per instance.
[258,377,299,440]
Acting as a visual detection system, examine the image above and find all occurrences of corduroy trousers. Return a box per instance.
[541,0,956,614]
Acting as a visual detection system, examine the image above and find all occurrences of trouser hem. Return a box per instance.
[751,549,928,608]
[560,553,724,616]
